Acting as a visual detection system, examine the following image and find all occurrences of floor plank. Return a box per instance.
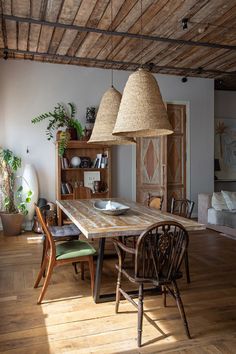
[0,229,235,353]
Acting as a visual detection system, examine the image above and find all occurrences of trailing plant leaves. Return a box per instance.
[58,131,70,157]
[17,186,23,192]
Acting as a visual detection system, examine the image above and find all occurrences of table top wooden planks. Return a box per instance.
[56,198,205,239]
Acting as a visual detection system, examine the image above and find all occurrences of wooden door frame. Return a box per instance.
[166,100,190,200]
[132,101,190,202]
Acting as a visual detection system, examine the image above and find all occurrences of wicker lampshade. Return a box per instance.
[88,87,135,145]
[112,68,173,138]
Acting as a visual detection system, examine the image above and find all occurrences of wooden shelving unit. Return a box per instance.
[56,141,112,224]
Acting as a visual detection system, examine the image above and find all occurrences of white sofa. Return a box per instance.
[198,192,236,238]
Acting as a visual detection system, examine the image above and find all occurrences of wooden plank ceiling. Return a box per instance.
[1,0,236,90]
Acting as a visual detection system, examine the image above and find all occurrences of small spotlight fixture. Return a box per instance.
[197,67,203,75]
[147,62,155,72]
[181,77,188,83]
[182,18,188,30]
[3,50,8,60]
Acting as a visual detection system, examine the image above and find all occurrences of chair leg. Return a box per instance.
[88,256,95,296]
[37,258,55,305]
[132,237,136,264]
[162,285,167,307]
[172,280,191,339]
[72,262,78,275]
[115,267,122,313]
[34,255,48,288]
[41,237,46,268]
[80,262,85,280]
[185,251,191,283]
[137,283,144,348]
[41,238,48,278]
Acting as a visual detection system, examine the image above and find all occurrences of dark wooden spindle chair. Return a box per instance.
[170,198,195,283]
[113,221,191,347]
[170,198,194,219]
[34,205,96,304]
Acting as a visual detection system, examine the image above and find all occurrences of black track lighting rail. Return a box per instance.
[1,48,236,78]
[2,14,236,52]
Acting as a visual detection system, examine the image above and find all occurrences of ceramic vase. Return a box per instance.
[22,164,39,222]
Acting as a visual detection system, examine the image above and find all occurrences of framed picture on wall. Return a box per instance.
[84,171,100,192]
[215,118,236,180]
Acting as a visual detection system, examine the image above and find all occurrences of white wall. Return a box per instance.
[215,91,236,118]
[156,75,215,210]
[215,90,236,192]
[0,60,215,210]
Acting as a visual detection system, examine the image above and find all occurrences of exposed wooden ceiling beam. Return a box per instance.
[1,48,236,78]
[3,14,236,52]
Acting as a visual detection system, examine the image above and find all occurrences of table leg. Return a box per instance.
[93,237,161,304]
[94,237,106,303]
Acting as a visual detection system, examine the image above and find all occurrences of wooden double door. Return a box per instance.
[136,103,187,211]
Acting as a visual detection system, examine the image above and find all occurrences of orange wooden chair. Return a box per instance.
[73,186,92,199]
[34,205,96,304]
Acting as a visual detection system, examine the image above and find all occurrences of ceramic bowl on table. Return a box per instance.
[93,200,130,215]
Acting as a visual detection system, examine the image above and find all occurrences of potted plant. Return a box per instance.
[31,102,84,156]
[0,149,32,236]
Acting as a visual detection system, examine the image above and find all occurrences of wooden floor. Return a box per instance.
[0,229,236,354]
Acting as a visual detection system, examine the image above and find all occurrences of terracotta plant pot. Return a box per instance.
[0,212,24,236]
[66,127,77,140]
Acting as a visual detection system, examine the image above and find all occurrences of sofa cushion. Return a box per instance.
[208,208,236,228]
[211,192,228,211]
[221,191,236,210]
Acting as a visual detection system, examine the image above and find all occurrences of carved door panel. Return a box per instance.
[136,103,186,212]
[136,136,167,211]
[167,104,187,210]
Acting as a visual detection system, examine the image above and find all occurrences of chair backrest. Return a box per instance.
[135,221,189,283]
[145,193,163,210]
[35,205,56,257]
[170,198,194,219]
[73,186,92,199]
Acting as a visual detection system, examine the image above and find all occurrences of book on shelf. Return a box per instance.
[60,157,69,169]
[93,157,98,168]
[65,182,73,194]
[61,182,70,194]
[95,153,102,168]
[101,154,108,168]
[60,157,64,169]
[63,157,69,169]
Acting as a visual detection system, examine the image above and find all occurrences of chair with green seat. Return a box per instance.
[34,205,96,304]
[39,206,81,276]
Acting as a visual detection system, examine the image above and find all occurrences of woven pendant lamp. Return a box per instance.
[88,87,135,145]
[112,68,173,138]
[88,0,135,145]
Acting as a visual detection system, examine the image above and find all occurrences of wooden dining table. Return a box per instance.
[56,198,205,303]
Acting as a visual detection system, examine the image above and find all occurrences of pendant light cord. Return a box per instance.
[110,0,114,87]
[140,0,144,67]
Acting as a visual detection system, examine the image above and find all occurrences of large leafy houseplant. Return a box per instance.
[0,149,32,235]
[31,103,84,156]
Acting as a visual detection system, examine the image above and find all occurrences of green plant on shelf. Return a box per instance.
[31,102,84,157]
